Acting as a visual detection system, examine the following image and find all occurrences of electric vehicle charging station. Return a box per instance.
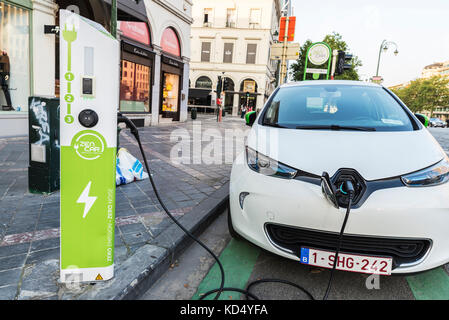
[59,9,120,283]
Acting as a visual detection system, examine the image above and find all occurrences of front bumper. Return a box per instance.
[229,153,449,274]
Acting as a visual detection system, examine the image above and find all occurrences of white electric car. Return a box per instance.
[229,80,449,275]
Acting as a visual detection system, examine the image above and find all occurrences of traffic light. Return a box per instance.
[223,77,229,92]
[216,76,222,93]
[335,51,353,75]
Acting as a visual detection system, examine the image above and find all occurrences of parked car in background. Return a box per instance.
[429,118,447,128]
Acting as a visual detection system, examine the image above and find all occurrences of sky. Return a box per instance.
[291,0,449,86]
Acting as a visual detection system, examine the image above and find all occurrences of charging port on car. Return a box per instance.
[332,169,366,208]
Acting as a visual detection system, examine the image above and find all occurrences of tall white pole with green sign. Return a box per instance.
[59,10,119,283]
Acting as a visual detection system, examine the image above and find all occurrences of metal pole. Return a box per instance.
[330,49,338,80]
[376,40,386,77]
[222,76,226,110]
[111,0,117,38]
[279,16,289,85]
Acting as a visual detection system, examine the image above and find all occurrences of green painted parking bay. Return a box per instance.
[194,239,449,300]
[407,268,449,300]
[193,239,260,300]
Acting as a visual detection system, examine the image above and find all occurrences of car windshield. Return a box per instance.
[262,85,416,132]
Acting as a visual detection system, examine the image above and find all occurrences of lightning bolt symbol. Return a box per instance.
[77,181,97,219]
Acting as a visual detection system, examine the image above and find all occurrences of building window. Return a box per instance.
[249,8,261,28]
[246,44,257,64]
[223,43,234,63]
[226,9,236,28]
[195,76,213,89]
[201,42,211,62]
[203,8,213,27]
[0,2,30,111]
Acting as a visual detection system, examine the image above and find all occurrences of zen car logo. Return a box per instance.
[72,131,105,160]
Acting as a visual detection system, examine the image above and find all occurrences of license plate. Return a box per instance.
[300,247,393,275]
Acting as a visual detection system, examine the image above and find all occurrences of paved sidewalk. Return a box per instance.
[0,115,248,300]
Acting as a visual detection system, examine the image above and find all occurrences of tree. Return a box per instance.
[290,32,362,81]
[392,80,422,113]
[391,76,449,115]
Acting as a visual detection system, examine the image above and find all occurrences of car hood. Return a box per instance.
[247,125,446,180]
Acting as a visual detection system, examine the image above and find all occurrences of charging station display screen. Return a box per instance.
[82,78,93,95]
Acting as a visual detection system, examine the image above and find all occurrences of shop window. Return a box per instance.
[201,42,211,62]
[246,44,257,64]
[240,79,258,112]
[120,60,151,112]
[162,73,180,113]
[223,43,234,63]
[0,2,30,111]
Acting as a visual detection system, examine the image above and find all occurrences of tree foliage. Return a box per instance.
[391,76,449,115]
[290,32,362,81]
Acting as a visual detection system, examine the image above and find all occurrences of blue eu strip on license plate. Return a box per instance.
[300,247,310,264]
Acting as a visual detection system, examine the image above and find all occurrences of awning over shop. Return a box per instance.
[189,88,212,99]
[103,0,148,22]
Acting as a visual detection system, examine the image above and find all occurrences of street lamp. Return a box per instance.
[376,40,399,77]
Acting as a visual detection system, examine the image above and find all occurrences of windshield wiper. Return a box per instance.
[262,122,289,128]
[295,125,376,131]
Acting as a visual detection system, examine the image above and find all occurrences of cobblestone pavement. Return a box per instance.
[0,115,249,300]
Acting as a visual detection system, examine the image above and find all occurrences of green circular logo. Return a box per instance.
[308,43,330,65]
[72,131,106,160]
[65,115,74,124]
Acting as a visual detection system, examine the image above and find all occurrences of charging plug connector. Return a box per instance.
[344,180,355,198]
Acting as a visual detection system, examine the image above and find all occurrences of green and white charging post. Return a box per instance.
[59,10,120,283]
[303,42,332,80]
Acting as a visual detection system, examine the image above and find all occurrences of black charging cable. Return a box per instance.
[323,180,354,300]
[118,114,227,299]
[119,114,354,301]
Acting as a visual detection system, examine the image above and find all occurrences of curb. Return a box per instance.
[78,182,230,300]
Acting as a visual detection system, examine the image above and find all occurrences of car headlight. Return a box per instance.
[401,158,449,187]
[246,147,297,179]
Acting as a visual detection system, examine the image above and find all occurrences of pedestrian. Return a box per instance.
[0,50,12,111]
[241,104,247,119]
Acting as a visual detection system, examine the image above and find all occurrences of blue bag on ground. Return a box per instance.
[116,148,149,186]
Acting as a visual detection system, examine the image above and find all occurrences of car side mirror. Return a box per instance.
[415,114,429,128]
[245,111,257,127]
